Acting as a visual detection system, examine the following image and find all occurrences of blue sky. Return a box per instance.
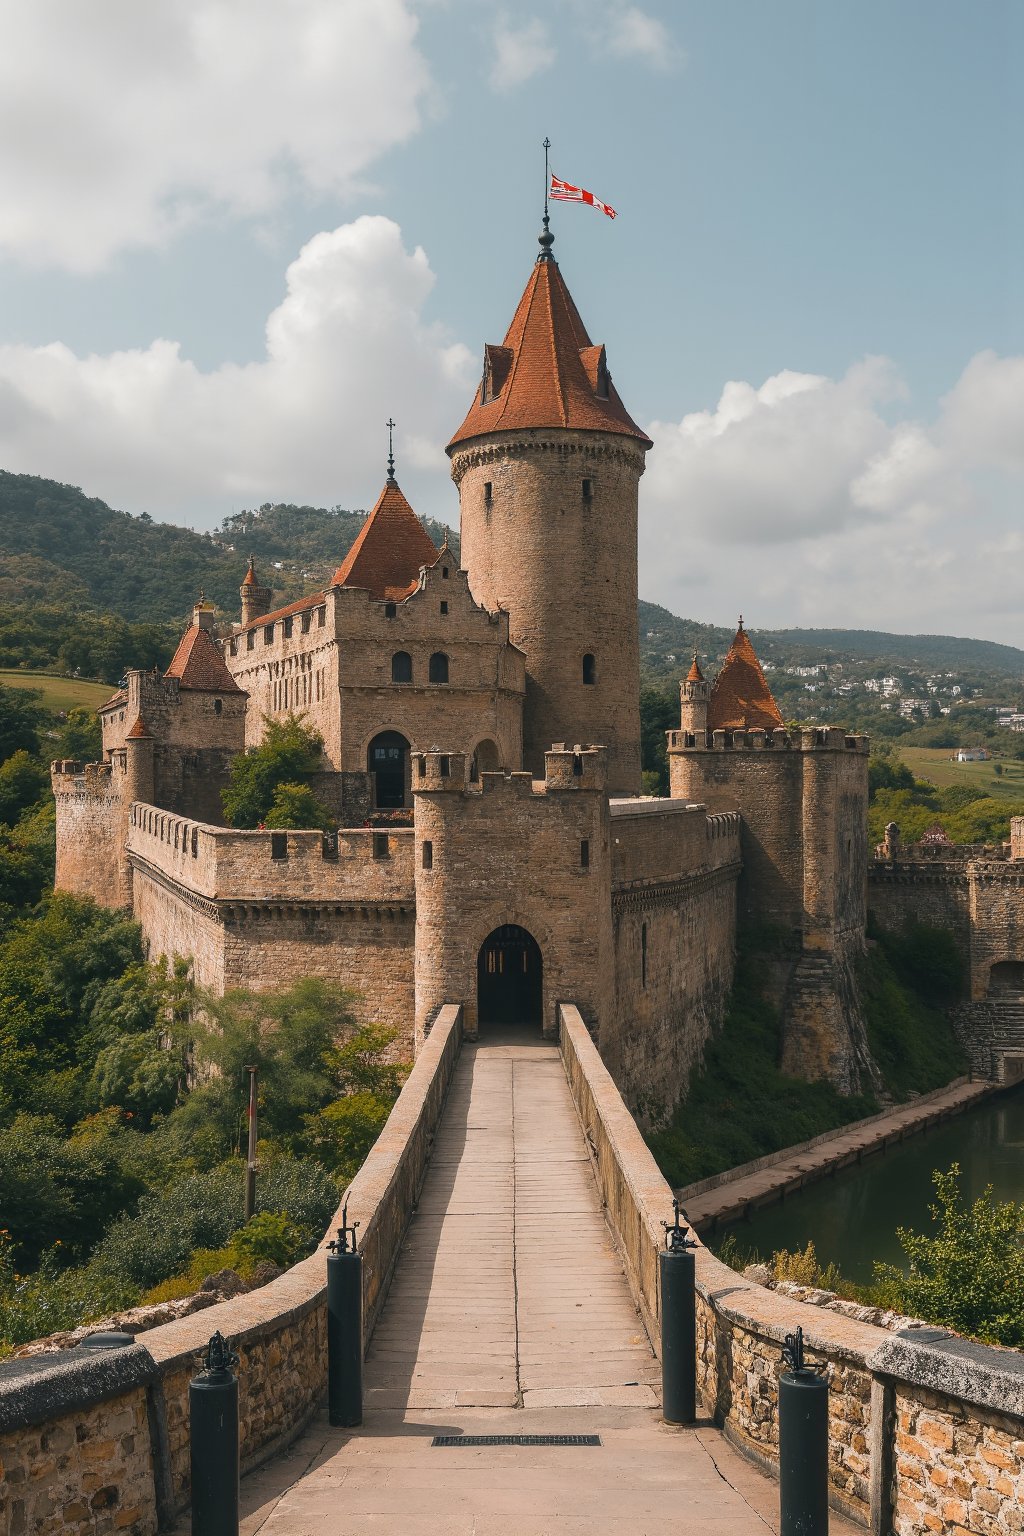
[0,1,1020,639]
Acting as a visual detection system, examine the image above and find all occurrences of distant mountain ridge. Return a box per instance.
[2,469,1022,684]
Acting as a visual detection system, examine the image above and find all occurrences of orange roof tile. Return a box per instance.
[239,592,325,632]
[242,558,259,588]
[165,624,243,692]
[332,479,440,601]
[707,625,784,733]
[447,256,653,452]
[126,716,151,738]
[686,653,705,683]
[100,689,128,713]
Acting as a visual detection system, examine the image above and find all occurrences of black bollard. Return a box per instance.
[779,1327,829,1536]
[189,1331,240,1536]
[327,1206,363,1427]
[660,1200,697,1425]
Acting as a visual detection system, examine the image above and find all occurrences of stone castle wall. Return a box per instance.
[125,808,416,1047]
[412,748,614,1042]
[869,861,973,970]
[607,801,741,1119]
[452,429,645,795]
[222,564,525,777]
[52,756,133,908]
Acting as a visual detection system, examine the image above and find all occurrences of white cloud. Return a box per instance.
[0,217,474,520]
[490,17,556,92]
[640,352,1024,639]
[601,5,683,70]
[0,0,432,271]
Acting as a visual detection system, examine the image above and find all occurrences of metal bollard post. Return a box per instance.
[189,1331,240,1536]
[327,1205,363,1427]
[779,1327,829,1536]
[660,1199,697,1425]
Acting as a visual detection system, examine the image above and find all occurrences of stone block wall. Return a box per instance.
[53,758,132,908]
[453,428,647,795]
[412,747,614,1041]
[868,863,973,974]
[968,862,1024,999]
[559,1001,1024,1535]
[607,802,741,1119]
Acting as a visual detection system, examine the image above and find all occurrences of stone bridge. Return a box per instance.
[5,1009,1024,1536]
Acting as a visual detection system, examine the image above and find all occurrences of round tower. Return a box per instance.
[446,227,652,795]
[679,652,709,738]
[240,557,273,628]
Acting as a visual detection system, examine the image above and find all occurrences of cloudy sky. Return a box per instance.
[0,0,1021,639]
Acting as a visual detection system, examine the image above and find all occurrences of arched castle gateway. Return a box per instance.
[54,223,916,1112]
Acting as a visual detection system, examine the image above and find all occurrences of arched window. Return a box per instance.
[429,652,449,684]
[392,651,412,684]
[582,653,597,685]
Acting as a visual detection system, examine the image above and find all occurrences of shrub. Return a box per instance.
[872,1165,1024,1347]
[221,715,326,829]
[263,782,334,832]
[305,1091,393,1182]
[228,1211,306,1271]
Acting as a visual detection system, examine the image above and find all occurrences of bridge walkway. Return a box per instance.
[217,1035,861,1534]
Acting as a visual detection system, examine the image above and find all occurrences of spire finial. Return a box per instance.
[538,137,554,260]
[386,417,396,483]
[738,614,744,632]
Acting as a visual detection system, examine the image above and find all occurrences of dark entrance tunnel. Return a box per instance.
[477,924,543,1029]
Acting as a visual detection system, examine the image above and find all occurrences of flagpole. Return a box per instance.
[543,136,550,221]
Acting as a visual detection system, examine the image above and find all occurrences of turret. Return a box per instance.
[679,653,709,738]
[447,227,652,795]
[240,558,273,628]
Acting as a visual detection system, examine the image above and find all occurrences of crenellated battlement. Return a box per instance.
[667,726,869,754]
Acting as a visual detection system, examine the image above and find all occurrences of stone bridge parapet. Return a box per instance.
[559,1001,1024,1534]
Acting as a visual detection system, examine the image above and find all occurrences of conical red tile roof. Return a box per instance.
[447,257,652,451]
[686,653,705,683]
[165,624,242,692]
[332,479,440,601]
[126,715,151,738]
[707,625,783,732]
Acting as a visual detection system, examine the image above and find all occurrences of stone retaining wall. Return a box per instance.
[559,1001,1024,1535]
[0,1005,463,1536]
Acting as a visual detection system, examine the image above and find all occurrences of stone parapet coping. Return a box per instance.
[0,1343,153,1434]
[558,1001,1024,1535]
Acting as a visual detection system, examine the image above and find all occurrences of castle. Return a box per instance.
[58,221,993,1115]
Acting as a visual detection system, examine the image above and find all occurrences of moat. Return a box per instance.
[721,1083,1024,1284]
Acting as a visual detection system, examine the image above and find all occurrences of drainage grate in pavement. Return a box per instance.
[431,1435,601,1447]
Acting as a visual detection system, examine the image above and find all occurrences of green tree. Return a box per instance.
[264,781,334,831]
[0,682,47,760]
[873,1165,1024,1346]
[639,683,677,795]
[0,751,48,826]
[221,715,328,828]
[0,800,55,919]
[53,706,102,762]
[89,1032,181,1127]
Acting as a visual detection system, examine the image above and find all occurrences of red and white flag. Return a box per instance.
[549,172,616,220]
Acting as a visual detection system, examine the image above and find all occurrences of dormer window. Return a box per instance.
[481,344,513,403]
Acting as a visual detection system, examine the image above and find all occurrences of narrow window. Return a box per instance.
[322,832,338,861]
[483,481,492,506]
[422,840,433,870]
[439,755,451,777]
[301,611,311,634]
[417,756,426,778]
[469,753,479,783]
[373,832,389,860]
[264,624,274,645]
[641,922,648,988]
[572,752,584,777]
[442,566,450,579]
[271,832,287,861]
[440,600,449,615]
[581,838,590,868]
[283,617,293,639]
[191,827,198,857]
[583,653,596,685]
[214,698,223,716]
[429,652,449,684]
[582,478,592,500]
[246,630,255,651]
[392,650,413,684]
[317,607,326,628]
[229,638,237,656]
[385,602,397,619]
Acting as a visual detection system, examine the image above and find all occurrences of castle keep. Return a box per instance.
[54,226,885,1114]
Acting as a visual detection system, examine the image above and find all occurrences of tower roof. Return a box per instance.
[165,623,242,692]
[332,478,440,601]
[126,715,151,738]
[686,652,705,683]
[241,555,268,590]
[707,623,784,732]
[446,257,652,452]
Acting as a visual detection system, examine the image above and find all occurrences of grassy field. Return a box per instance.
[0,670,114,713]
[902,745,1024,800]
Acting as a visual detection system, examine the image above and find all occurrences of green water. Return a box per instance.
[719,1086,1024,1286]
